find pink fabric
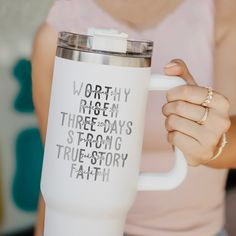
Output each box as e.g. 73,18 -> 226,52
46,0 -> 228,235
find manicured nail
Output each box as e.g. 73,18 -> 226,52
165,62 -> 178,68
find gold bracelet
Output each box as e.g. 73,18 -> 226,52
204,133 -> 228,164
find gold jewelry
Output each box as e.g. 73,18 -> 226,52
204,133 -> 228,164
197,107 -> 209,125
202,87 -> 213,107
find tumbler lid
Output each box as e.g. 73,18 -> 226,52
89,28 -> 128,53
58,30 -> 153,58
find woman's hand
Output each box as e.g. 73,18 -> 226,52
162,59 -> 231,166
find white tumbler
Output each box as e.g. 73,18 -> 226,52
41,30 -> 187,236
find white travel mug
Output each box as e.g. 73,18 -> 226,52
41,30 -> 187,236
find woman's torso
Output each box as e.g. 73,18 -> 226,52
46,0 -> 228,235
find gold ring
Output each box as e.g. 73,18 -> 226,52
202,87 -> 213,107
197,107 -> 209,125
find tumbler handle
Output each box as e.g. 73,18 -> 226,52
138,74 -> 187,191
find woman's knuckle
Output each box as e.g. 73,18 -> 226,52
165,117 -> 170,130
222,118 -> 231,132
224,97 -> 230,112
216,116 -> 231,133
226,119 -> 231,130
175,101 -> 184,114
172,131 -> 179,141
182,85 -> 192,99
218,94 -> 230,111
224,98 -> 230,111
162,104 -> 167,115
165,117 -> 171,130
168,131 -> 179,144
168,114 -> 177,128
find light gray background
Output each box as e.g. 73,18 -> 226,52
0,0 -> 53,233
0,0 -> 53,65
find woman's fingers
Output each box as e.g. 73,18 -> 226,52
164,59 -> 197,85
165,114 -> 203,142
164,109 -> 231,165
167,131 -> 211,166
163,59 -> 231,166
166,85 -> 230,113
165,113 -> 227,153
164,59 -> 229,113
163,101 -> 231,134
162,101 -> 206,122
163,59 -> 230,139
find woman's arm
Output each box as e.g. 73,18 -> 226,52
209,0 -> 236,168
31,22 -> 58,236
32,23 -> 57,142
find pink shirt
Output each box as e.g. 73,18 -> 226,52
46,0 -> 228,235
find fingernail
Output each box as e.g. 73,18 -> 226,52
164,62 -> 178,68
